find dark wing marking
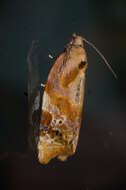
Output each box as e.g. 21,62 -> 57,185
75,79 -> 82,103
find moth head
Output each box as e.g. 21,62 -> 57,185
70,33 -> 84,47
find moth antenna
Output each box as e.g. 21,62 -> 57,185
83,38 -> 117,79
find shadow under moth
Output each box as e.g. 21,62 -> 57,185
28,34 -> 116,164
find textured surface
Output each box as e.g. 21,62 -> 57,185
27,41 -> 42,153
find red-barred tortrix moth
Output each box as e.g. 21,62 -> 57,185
37,34 -> 116,164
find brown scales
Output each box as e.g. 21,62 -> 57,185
45,82 -> 79,120
38,34 -> 88,164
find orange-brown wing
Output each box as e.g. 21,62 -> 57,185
38,34 -> 88,164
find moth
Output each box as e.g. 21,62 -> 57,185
28,34 -> 116,164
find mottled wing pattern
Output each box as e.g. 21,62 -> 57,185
38,35 -> 88,164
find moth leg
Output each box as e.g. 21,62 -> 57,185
48,54 -> 54,59
40,83 -> 46,88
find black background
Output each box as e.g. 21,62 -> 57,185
0,0 -> 126,189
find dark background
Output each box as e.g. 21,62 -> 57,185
0,0 -> 126,189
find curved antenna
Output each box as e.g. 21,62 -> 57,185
83,38 -> 117,79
